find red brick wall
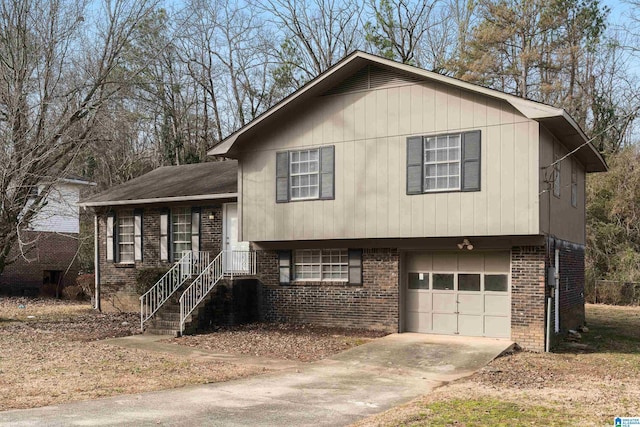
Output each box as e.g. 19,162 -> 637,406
97,205 -> 224,309
511,246 -> 547,352
257,248 -> 399,332
0,231 -> 80,295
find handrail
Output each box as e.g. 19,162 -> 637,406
179,250 -> 256,334
139,251 -> 210,330
180,251 -> 224,334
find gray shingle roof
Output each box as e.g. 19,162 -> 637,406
80,161 -> 237,206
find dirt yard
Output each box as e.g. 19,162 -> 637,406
354,303 -> 640,427
0,297 -> 384,411
167,323 -> 387,362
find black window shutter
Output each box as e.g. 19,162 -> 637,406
168,209 -> 174,263
461,130 -> 481,192
319,146 -> 335,200
276,151 -> 289,203
113,212 -> 120,263
348,249 -> 363,285
278,250 -> 292,285
406,136 -> 424,194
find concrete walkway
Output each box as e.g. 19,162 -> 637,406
0,334 -> 511,427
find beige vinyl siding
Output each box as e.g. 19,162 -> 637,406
539,126 -> 586,244
239,80 -> 541,242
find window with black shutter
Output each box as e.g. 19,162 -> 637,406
406,130 -> 481,194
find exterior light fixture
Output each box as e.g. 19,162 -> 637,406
458,239 -> 474,250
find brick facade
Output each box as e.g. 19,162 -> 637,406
510,246 -> 547,352
0,231 -> 80,295
258,248 -> 399,332
97,204 -> 224,311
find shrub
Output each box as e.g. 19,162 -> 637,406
62,285 -> 87,301
76,274 -> 95,298
135,268 -> 168,294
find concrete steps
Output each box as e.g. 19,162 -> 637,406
144,280 -> 211,336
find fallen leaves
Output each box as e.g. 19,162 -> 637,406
167,323 -> 387,362
0,298 -> 262,411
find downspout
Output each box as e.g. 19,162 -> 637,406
94,213 -> 101,312
555,248 -> 560,333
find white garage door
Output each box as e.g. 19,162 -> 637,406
405,251 -> 511,338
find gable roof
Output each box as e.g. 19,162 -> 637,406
79,161 -> 237,207
209,51 -> 606,173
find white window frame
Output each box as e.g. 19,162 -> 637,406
294,249 -> 348,282
172,207 -> 192,256
118,210 -> 135,263
424,133 -> 461,192
290,149 -> 320,200
407,271 -> 510,293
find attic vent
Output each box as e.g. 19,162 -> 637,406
324,64 -> 423,95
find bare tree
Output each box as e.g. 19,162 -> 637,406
0,0 -> 156,274
259,0 -> 365,84
364,0 -> 447,69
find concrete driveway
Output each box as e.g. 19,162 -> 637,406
0,333 -> 511,427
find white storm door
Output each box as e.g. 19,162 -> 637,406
223,203 -> 250,272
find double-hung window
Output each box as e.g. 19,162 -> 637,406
294,249 -> 348,282
158,207 -> 200,262
290,149 -> 320,200
424,134 -> 461,191
279,249 -> 362,285
171,207 -> 192,256
407,130 -> 481,194
106,210 -> 142,263
276,146 -> 335,202
118,211 -> 135,263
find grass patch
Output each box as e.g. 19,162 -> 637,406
404,398 -> 574,427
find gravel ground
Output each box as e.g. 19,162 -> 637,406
167,323 -> 388,362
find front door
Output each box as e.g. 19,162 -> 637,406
223,203 -> 249,272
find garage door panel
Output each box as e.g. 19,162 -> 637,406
431,292 -> 456,312
458,314 -> 484,336
457,293 -> 483,314
406,311 -> 431,333
405,251 -> 511,338
407,291 -> 431,312
484,315 -> 510,338
432,313 -> 457,334
484,294 -> 509,315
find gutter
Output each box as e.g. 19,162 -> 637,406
79,192 -> 238,208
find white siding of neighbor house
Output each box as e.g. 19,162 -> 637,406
29,183 -> 81,234
238,79 -> 541,242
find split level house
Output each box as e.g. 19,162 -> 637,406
1,177 -> 95,295
80,51 -> 607,352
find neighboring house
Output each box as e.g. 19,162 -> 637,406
0,177 -> 95,295
85,52 -> 607,351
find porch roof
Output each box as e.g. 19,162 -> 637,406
79,161 -> 237,207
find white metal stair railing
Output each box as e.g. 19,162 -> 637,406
179,250 -> 256,334
139,250 -> 210,330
